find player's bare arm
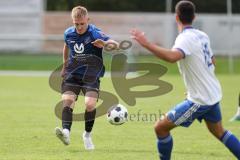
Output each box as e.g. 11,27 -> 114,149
130,28 -> 183,63
212,56 -> 216,66
61,43 -> 69,77
92,39 -> 119,49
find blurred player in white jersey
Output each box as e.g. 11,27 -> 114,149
131,1 -> 240,159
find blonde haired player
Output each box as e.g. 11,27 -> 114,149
55,6 -> 117,150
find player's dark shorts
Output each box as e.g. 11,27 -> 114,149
61,74 -> 100,96
167,100 -> 222,127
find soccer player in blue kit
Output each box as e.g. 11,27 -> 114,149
131,1 -> 240,159
55,6 -> 118,150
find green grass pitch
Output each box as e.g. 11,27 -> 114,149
0,54 -> 240,74
0,74 -> 239,160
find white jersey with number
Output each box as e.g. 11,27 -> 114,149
172,27 -> 222,105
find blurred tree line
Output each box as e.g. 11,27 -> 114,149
46,0 -> 240,13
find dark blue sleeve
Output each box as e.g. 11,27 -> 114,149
92,28 -> 110,41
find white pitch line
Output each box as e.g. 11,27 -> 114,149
0,70 -> 51,77
0,70 -> 112,77
0,70 -> 138,77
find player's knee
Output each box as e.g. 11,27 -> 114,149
62,91 -> 76,105
62,91 -> 76,99
154,114 -> 173,137
154,120 -> 167,136
154,121 -> 160,133
85,100 -> 96,111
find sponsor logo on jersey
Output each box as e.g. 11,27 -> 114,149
74,43 -> 84,54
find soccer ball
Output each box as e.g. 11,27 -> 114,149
107,104 -> 128,125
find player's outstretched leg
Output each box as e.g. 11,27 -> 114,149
154,116 -> 176,160
205,121 -> 240,159
55,91 -> 75,145
82,91 -> 97,150
55,106 -> 73,145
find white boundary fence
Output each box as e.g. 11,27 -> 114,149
0,0 -> 239,57
0,0 -> 44,52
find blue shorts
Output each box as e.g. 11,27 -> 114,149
167,100 -> 222,127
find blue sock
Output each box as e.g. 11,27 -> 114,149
157,135 -> 173,160
220,130 -> 240,159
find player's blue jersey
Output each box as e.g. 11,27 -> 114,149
64,24 -> 109,78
